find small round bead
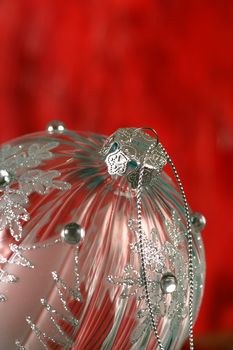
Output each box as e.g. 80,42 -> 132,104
190,212 -> 206,232
0,170 -> 12,189
47,120 -> 65,133
61,222 -> 85,245
160,272 -> 177,294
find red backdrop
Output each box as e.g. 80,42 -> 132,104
0,1 -> 232,348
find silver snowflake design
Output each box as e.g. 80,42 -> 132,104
0,142 -> 71,241
0,189 -> 29,241
165,210 -> 185,248
108,215 -> 190,344
15,240 -> 83,349
108,220 -> 167,343
129,221 -> 166,273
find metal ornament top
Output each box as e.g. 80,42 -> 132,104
101,128 -> 167,187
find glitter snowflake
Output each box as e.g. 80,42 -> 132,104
164,210 -> 185,248
108,220 -> 167,343
108,216 -> 189,344
130,227 -> 166,273
0,142 -> 71,241
15,241 -> 83,349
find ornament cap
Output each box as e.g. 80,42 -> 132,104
101,127 -> 167,187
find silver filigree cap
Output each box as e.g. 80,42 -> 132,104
100,128 -> 167,184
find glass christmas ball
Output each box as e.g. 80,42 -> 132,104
0,126 -> 205,350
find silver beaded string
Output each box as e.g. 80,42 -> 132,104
160,145 -> 194,350
136,141 -> 164,350
136,138 -> 194,350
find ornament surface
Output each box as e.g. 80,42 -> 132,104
0,127 -> 205,350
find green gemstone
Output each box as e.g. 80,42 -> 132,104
109,142 -> 118,153
128,160 -> 138,169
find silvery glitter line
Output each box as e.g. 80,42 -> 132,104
15,339 -> 27,349
26,317 -> 70,349
41,310 -> 74,347
17,246 -> 83,349
0,268 -> 18,283
27,313 -> 70,348
0,239 -> 62,294
0,239 -> 63,303
17,238 -> 62,252
74,245 -> 81,296
26,317 -> 71,350
25,316 -> 49,350
15,290 -> 77,349
8,239 -> 62,270
52,272 -> 78,314
52,270 -> 82,302
34,247 -> 82,348
9,244 -> 35,269
41,298 -> 79,327
0,294 -> 7,302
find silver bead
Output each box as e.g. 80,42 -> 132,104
61,222 -> 85,245
0,170 -> 12,189
190,212 -> 206,232
160,272 -> 177,294
0,294 -> 7,303
47,120 -> 65,133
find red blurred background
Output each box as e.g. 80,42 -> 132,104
0,1 -> 232,349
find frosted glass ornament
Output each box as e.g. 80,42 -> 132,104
0,126 -> 205,350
